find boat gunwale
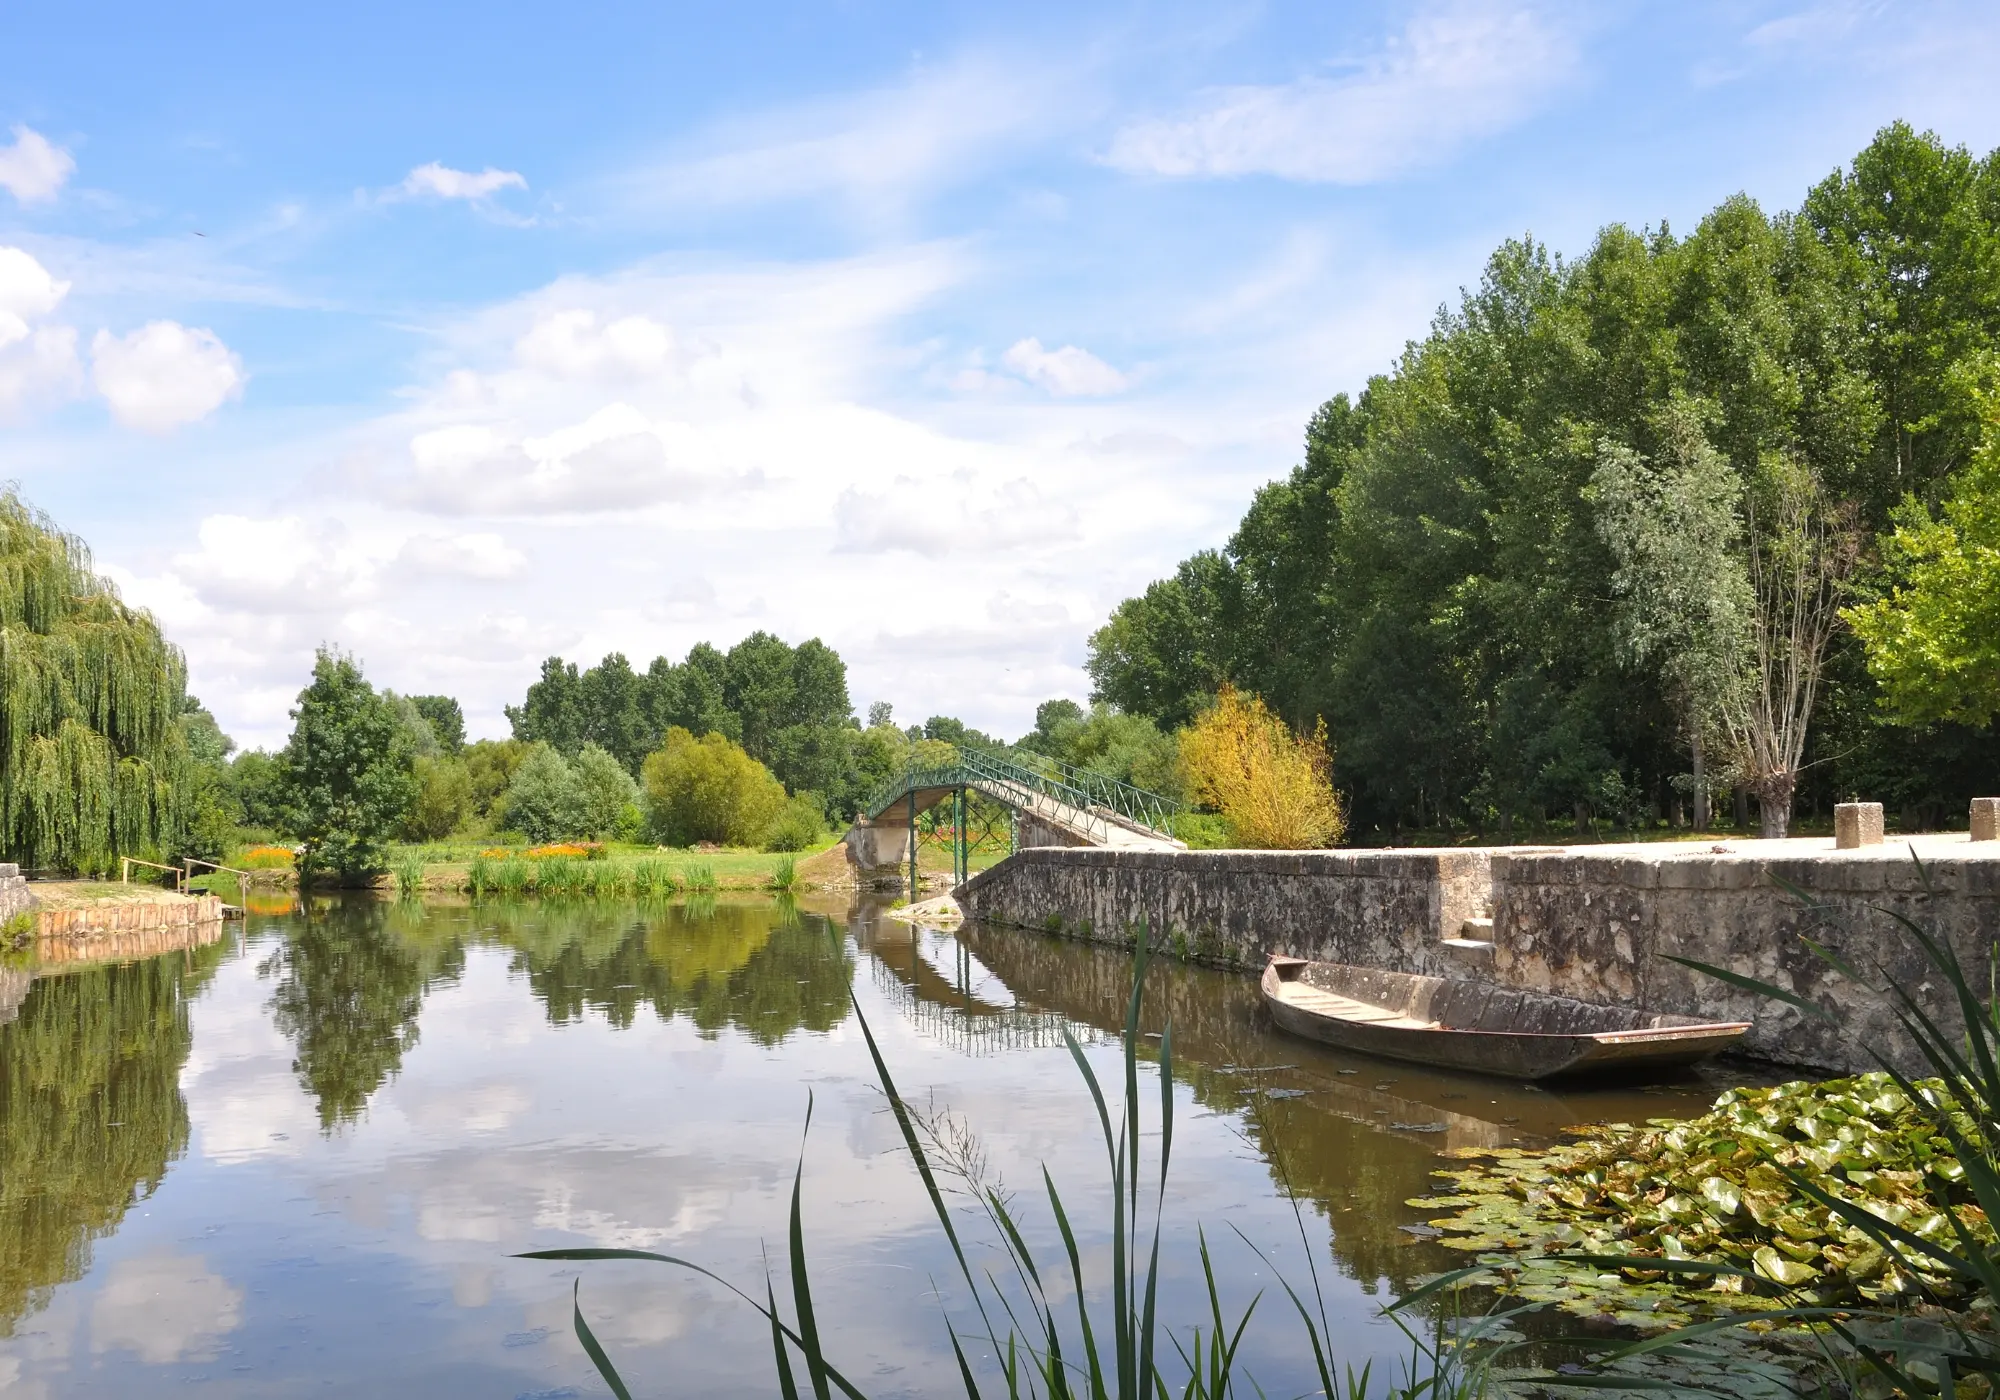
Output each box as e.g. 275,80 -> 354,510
1259,957 -> 1749,1046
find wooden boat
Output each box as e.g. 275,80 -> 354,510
1261,956 -> 1749,1081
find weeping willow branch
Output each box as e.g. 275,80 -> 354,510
0,490 -> 190,873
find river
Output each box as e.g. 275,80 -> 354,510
0,894 -> 1762,1397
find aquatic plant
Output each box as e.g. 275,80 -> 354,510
1420,1071 -> 1992,1317
495,856 -> 532,896
467,852 -> 494,897
769,854 -> 797,894
238,845 -> 297,870
392,852 -> 426,898
680,862 -> 717,894
526,843 -> 592,859
537,856 -> 583,896
627,859 -> 674,897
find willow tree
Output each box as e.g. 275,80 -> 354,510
0,491 -> 188,873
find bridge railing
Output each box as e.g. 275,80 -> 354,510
861,745 -> 1181,843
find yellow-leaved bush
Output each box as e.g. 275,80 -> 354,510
1177,686 -> 1344,849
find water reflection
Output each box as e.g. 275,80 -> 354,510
0,895 -> 1779,1397
488,897 -> 853,1041
0,934 -> 227,1333
265,898 -> 464,1128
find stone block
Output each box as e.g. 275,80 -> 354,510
1835,802 -> 1885,849
1974,798 -> 2000,842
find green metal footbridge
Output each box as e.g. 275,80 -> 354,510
853,746 -> 1185,893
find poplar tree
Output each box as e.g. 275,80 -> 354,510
0,491 -> 189,873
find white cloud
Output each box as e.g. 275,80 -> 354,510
1105,5 -> 1575,182
90,1254 -> 243,1364
394,531 -> 527,580
834,474 -> 1079,557
624,53 -> 1077,217
0,246 -> 70,343
396,405 -> 740,516
515,309 -> 677,382
90,321 -> 245,432
0,125 -> 75,203
396,161 -> 527,201
0,246 -> 82,414
1001,337 -> 1128,396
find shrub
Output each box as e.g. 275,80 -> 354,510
641,727 -> 786,846
401,755 -> 474,841
1178,686 -> 1344,849
239,845 -> 296,870
573,743 -> 639,840
506,742 -> 588,843
761,792 -> 825,852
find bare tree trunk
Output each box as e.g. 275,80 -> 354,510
1756,771 -> 1796,839
1690,710 -> 1709,832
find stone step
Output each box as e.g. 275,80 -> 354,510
1458,916 -> 1494,940
1441,937 -> 1496,969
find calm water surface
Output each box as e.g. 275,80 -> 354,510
0,895 -> 1767,1397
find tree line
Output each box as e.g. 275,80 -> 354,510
1087,123 -> 2000,839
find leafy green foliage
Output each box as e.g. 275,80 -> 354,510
401,755 -> 473,841
641,727 -> 786,846
508,633 -> 866,815
277,649 -> 417,882
761,792 -> 825,852
0,490 -> 193,873
1088,125 -> 2000,835
1847,398 -> 2000,726
407,695 -> 465,754
504,742 -> 585,843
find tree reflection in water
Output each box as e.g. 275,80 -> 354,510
264,898 -> 465,1129
0,938 -> 227,1334
490,896 -> 853,1043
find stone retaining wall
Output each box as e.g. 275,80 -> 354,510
955,846 -> 1493,976
1490,846 -> 2000,1071
953,839 -> 2000,1074
35,893 -> 226,954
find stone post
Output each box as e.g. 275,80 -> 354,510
1973,798 -> 2000,842
1835,802 -> 1885,849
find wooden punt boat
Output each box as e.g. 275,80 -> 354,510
1260,956 -> 1749,1081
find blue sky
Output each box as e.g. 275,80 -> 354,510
4,1 -> 1999,747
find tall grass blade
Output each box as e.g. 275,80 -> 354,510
788,1100 -> 835,1400
768,1273 -> 803,1400
568,1280 -> 635,1400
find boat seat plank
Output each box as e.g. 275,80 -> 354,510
1277,984 -> 1438,1031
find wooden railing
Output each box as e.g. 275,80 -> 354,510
121,856 -> 186,892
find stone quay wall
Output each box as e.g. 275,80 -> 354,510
955,847 -> 1495,978
953,838 -> 2000,1074
35,893 -> 226,952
